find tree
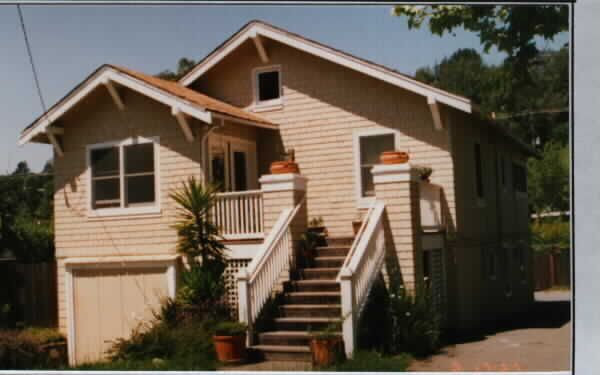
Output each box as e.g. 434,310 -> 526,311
392,5 -> 568,83
12,161 -> 31,176
527,141 -> 569,217
156,58 -> 198,81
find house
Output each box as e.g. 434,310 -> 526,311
18,20 -> 534,364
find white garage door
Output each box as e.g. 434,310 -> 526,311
71,266 -> 169,364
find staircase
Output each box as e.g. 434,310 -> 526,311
250,236 -> 353,361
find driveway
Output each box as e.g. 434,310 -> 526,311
409,290 -> 571,372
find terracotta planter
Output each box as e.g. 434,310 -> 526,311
310,338 -> 343,367
213,334 -> 247,363
352,221 -> 362,235
380,151 -> 409,165
270,161 -> 299,174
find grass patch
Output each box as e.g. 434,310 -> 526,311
71,356 -> 217,371
318,351 -> 412,372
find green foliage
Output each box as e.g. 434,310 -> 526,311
176,262 -> 230,320
170,177 -> 227,266
318,350 -> 412,372
156,58 -> 198,81
308,216 -> 324,228
387,284 -> 441,357
0,328 -> 66,369
310,321 -> 342,340
531,217 -> 570,253
393,5 -> 568,83
528,142 -> 569,215
213,321 -> 247,336
105,320 -> 216,370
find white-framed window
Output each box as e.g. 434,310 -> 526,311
353,128 -> 399,208
87,136 -> 160,217
253,65 -> 282,111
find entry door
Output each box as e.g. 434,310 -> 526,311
209,135 -> 257,192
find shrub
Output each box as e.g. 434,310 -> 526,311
319,350 -> 412,372
177,261 -> 230,320
213,321 -> 247,336
387,284 -> 440,357
531,217 -> 570,253
0,328 -> 66,369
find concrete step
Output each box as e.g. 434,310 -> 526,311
315,246 -> 350,257
279,304 -> 341,318
258,330 -> 341,346
325,236 -> 354,247
284,291 -> 341,305
313,256 -> 345,268
289,280 -> 340,292
274,317 -> 341,331
299,267 -> 340,280
250,344 -> 311,362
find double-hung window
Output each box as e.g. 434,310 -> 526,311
89,137 -> 159,216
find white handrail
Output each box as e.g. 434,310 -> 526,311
337,200 -> 386,358
338,200 -> 377,274
237,199 -> 304,344
215,190 -> 263,239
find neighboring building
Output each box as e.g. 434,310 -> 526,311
19,21 -> 533,364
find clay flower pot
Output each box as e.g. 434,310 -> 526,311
270,161 -> 299,174
310,338 -> 343,367
213,334 -> 247,364
380,151 -> 409,165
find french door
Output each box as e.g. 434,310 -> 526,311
208,135 -> 258,192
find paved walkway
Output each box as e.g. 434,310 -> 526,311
218,360 -> 312,371
409,290 -> 571,372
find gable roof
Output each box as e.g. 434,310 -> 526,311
19,64 -> 276,145
179,20 -> 472,113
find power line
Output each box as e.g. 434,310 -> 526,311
17,5 -> 47,114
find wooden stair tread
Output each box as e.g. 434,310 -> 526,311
286,291 -> 340,296
294,279 -> 338,284
260,331 -> 341,337
302,267 -> 340,272
280,304 -> 341,309
251,345 -> 311,353
313,256 -> 346,260
274,317 -> 341,323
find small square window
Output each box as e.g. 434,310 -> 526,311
257,70 -> 280,102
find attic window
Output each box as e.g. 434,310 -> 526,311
254,66 -> 282,109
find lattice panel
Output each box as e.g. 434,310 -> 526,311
224,258 -> 251,318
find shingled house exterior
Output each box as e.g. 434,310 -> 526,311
19,21 -> 533,364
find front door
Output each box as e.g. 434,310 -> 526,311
208,135 -> 257,192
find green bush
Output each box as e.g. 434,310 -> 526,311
319,351 -> 412,372
531,217 -> 570,253
106,320 -> 216,369
0,328 -> 65,369
387,284 -> 440,357
213,321 -> 247,336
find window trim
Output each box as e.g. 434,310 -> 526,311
86,136 -> 160,218
353,128 -> 400,208
473,142 -> 486,207
252,65 -> 283,111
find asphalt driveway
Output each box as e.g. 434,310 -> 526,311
409,290 -> 571,372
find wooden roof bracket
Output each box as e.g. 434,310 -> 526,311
428,96 -> 445,131
172,106 -> 195,143
46,127 -> 64,157
250,31 -> 269,63
101,78 -> 125,111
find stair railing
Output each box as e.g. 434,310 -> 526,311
336,200 -> 386,358
237,199 -> 304,345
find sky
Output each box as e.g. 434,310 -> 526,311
0,5 -> 569,173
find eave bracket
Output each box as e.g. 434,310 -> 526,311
428,97 -> 445,131
102,78 -> 125,111
172,106 -> 195,143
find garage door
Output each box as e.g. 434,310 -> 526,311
72,266 -> 169,364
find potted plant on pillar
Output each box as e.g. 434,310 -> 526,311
415,166 -> 433,182
212,321 -> 248,364
380,150 -> 410,164
270,148 -> 299,174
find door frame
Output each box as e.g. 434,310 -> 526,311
208,134 -> 258,191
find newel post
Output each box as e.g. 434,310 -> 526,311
236,268 -> 252,345
340,267 -> 356,358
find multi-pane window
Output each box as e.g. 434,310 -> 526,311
90,138 -> 156,211
359,134 -> 395,197
474,143 -> 484,199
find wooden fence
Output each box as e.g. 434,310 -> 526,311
15,261 -> 58,327
534,250 -> 570,291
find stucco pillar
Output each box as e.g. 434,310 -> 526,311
259,173 -> 308,291
372,163 -> 423,292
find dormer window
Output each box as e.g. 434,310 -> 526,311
253,66 -> 282,110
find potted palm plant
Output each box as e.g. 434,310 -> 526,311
213,321 -> 248,364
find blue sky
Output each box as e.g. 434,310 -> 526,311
0,5 -> 568,173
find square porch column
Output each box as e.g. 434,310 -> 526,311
372,163 -> 423,292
